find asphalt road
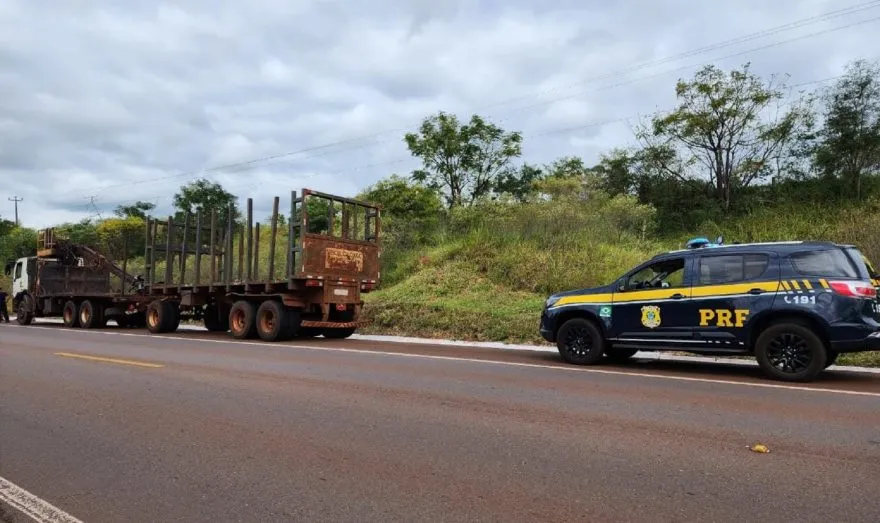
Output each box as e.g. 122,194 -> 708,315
2,323 -> 880,522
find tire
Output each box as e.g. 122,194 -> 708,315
556,318 -> 606,365
754,322 -> 827,382
323,327 -> 355,339
229,300 -> 257,339
146,300 -> 179,334
204,304 -> 230,332
605,347 -> 638,363
63,300 -> 79,328
78,300 -> 104,329
16,295 -> 34,325
254,300 -> 292,342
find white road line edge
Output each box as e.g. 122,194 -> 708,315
8,324 -> 880,398
0,476 -> 83,523
11,318 -> 880,373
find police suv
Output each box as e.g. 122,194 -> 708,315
540,238 -> 880,382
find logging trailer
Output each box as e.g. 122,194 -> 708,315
5,189 -> 381,341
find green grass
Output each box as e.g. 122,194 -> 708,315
359,197 -> 880,367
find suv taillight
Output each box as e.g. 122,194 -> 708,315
828,280 -> 877,298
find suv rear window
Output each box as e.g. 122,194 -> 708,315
790,249 -> 859,278
698,254 -> 769,285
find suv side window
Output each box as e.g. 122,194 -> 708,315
14,262 -> 22,280
790,249 -> 858,278
698,254 -> 769,285
624,258 -> 686,290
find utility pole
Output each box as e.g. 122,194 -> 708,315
8,196 -> 22,225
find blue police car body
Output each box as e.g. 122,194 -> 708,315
540,239 -> 880,382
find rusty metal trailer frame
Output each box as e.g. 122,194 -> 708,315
14,188 -> 380,339
139,188 -> 381,334
143,189 -> 380,293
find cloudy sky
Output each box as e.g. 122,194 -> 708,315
1,0 -> 878,228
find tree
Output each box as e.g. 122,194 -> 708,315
0,217 -> 15,237
358,175 -> 443,221
114,201 -> 155,220
588,149 -> 639,196
812,59 -> 880,200
172,178 -> 239,228
494,163 -> 544,202
405,112 -> 523,208
639,63 -> 811,210
0,226 -> 37,263
55,219 -> 100,248
545,156 -> 589,178
96,217 -> 146,261
358,174 -> 444,246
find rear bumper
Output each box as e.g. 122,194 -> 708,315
300,320 -> 369,329
830,330 -> 880,353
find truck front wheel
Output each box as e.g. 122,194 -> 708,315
146,300 -> 180,334
556,318 -> 606,365
16,295 -> 34,325
229,300 -> 257,339
63,300 -> 79,328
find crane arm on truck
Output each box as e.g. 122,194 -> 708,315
38,228 -> 139,287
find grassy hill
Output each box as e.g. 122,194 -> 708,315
359,196 -> 880,367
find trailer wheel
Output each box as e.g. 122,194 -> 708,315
63,300 -> 80,328
79,300 -> 105,329
256,300 -> 292,342
146,300 -> 179,334
204,304 -> 230,332
229,300 -> 257,339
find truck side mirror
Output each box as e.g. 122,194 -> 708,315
3,262 -> 12,276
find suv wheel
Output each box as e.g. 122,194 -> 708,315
754,322 -> 827,382
557,318 -> 605,365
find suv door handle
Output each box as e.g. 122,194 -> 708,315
670,293 -> 685,299
748,288 -> 764,295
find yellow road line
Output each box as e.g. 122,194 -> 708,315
54,352 -> 164,368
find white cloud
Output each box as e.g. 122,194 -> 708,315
1,0 -> 878,227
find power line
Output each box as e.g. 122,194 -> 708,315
79,2 -> 880,198
491,15 -> 880,121
8,196 -> 22,225
476,0 -> 880,112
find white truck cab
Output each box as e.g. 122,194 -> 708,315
10,257 -> 32,298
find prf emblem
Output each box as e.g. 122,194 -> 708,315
640,305 -> 661,329
699,309 -> 750,327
